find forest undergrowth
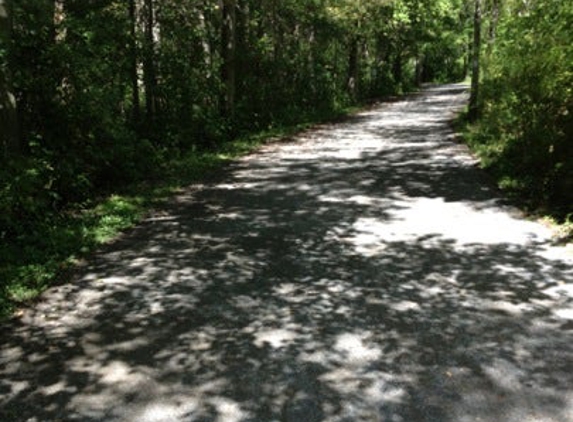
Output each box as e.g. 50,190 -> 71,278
0,106 -> 363,320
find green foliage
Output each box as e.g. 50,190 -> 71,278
0,105 -> 356,319
0,155 -> 57,238
472,0 -> 573,217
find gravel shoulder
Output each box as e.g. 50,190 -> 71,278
1,84 -> 572,422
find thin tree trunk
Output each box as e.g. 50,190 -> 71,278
198,4 -> 212,73
486,0 -> 500,56
235,0 -> 248,107
220,0 -> 236,120
469,0 -> 482,122
142,0 -> 157,123
393,52 -> 403,87
347,36 -> 359,99
411,0 -> 423,86
307,28 -> 316,99
128,0 -> 140,124
415,55 -> 424,86
0,0 -> 19,157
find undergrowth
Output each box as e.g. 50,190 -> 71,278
455,111 -> 573,243
0,108 -> 352,320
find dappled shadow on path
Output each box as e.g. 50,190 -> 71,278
1,84 -> 572,422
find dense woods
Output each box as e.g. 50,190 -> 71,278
0,0 -> 571,315
1,0 -> 468,235
471,0 -> 572,216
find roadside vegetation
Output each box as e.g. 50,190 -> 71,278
0,117 -> 343,319
459,0 -> 572,235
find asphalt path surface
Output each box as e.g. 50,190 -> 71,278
1,84 -> 573,422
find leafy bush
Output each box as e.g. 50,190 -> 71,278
0,155 -> 58,239
476,0 -> 573,217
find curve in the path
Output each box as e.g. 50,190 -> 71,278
1,84 -> 572,422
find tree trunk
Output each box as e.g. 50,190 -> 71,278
198,4 -> 213,73
220,0 -> 236,120
347,36 -> 359,100
128,0 -> 140,124
0,0 -> 19,157
486,0 -> 500,56
142,0 -> 157,123
415,55 -> 424,86
235,0 -> 248,107
392,52 -> 403,87
468,0 -> 481,122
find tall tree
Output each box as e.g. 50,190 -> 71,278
142,0 -> 157,123
346,32 -> 360,99
0,0 -> 18,157
128,0 -> 140,124
220,0 -> 237,120
468,0 -> 481,121
486,0 -> 500,54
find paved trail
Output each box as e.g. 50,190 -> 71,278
1,85 -> 572,422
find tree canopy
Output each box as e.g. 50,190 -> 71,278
471,0 -> 572,215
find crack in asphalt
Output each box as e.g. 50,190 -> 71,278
1,84 -> 572,422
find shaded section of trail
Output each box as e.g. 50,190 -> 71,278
1,85 -> 572,422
